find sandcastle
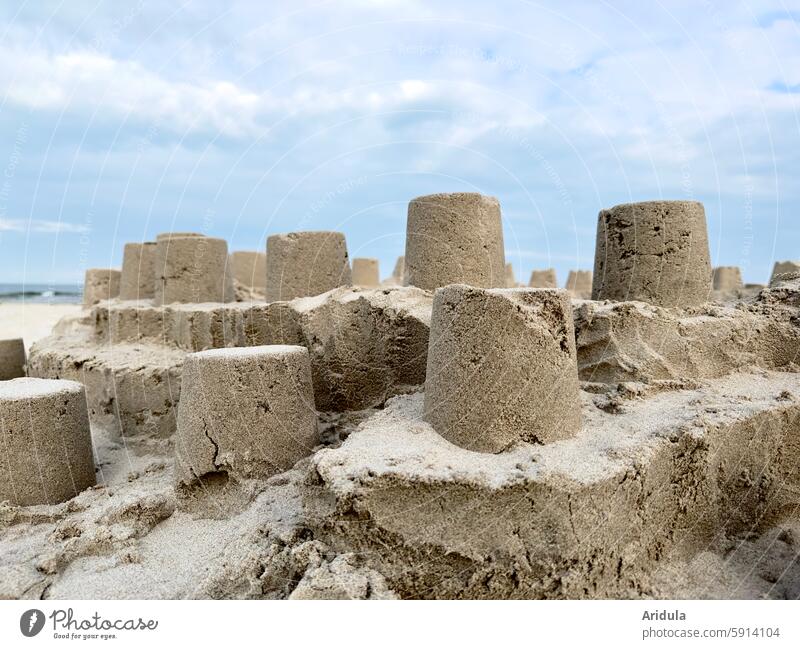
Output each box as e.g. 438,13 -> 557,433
504,262 -> 517,287
592,200 -> 712,307
230,251 -> 267,291
83,268 -> 121,307
265,231 -> 351,301
404,192 -> 505,290
565,270 -> 592,299
392,256 -> 405,284
0,378 -> 95,506
4,195 -> 800,601
424,285 -> 581,452
175,345 -> 318,489
351,258 -> 380,288
712,265 -> 743,291
528,268 -> 557,288
770,260 -> 800,285
120,242 -> 157,300
0,338 -> 26,380
155,235 -> 233,305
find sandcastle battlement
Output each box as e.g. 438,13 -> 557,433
0,377 -> 95,506
405,192 -> 505,290
592,200 -> 712,307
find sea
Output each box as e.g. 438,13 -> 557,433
0,283 -> 83,304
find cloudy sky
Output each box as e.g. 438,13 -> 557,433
0,0 -> 798,285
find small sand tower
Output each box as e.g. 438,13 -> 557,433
423,285 -> 581,453
505,263 -> 517,287
174,345 -> 318,487
712,266 -> 743,291
230,251 -> 267,291
392,256 -> 405,285
528,268 -> 557,288
265,231 -> 352,301
83,268 -> 121,307
154,235 -> 232,305
0,378 -> 95,505
0,338 -> 26,380
404,193 -> 505,291
769,260 -> 800,286
120,242 -> 157,300
565,270 -> 593,299
592,200 -> 712,307
352,258 -> 380,288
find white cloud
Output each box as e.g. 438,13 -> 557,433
0,218 -> 90,234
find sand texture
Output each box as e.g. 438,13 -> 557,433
2,276 -> 800,599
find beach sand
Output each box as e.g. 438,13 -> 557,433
0,303 -> 83,349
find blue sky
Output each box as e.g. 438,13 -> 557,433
0,0 -> 798,285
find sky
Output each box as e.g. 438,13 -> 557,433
0,0 -> 799,285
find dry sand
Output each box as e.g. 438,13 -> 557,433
0,303 -> 83,349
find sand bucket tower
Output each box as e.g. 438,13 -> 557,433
404,193 -> 505,291
230,251 -> 267,292
0,378 -> 95,505
352,258 -> 380,288
83,268 -> 121,307
120,242 -> 157,300
265,231 -> 351,302
0,338 -> 26,380
712,266 -> 743,291
592,200 -> 712,307
174,345 -> 318,486
423,285 -> 581,453
528,268 -> 557,288
566,270 -> 593,299
154,235 -> 232,304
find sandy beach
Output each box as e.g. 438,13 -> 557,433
0,303 -> 83,349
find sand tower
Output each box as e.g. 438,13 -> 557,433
0,338 -> 26,380
154,235 -> 232,305
265,231 -> 351,302
529,268 -> 557,288
174,345 -> 318,486
712,266 -> 743,291
0,378 -> 95,505
120,242 -> 157,300
83,268 -> 121,307
404,193 -> 505,291
565,270 -> 593,299
392,256 -> 405,284
505,263 -> 517,288
769,260 -> 800,286
592,200 -> 712,307
230,251 -> 267,291
352,258 -> 380,288
423,285 -> 581,453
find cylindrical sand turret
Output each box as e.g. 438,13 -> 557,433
230,251 -> 267,290
0,338 -> 26,380
0,378 -> 95,505
769,260 -> 800,286
529,268 -> 557,288
174,345 -> 318,486
120,242 -> 157,300
712,266 -> 743,291
352,258 -> 380,288
566,270 -> 593,299
154,236 -> 232,305
505,263 -> 517,288
404,193 -> 505,291
265,231 -> 351,302
83,268 -> 121,307
392,256 -> 405,284
592,200 -> 712,307
423,285 -> 581,453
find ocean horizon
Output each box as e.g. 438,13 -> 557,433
0,283 -> 82,304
